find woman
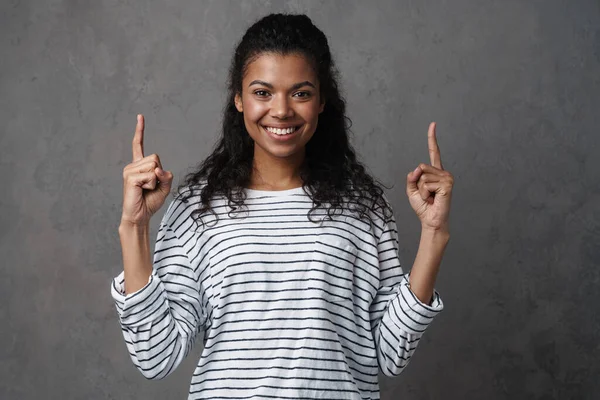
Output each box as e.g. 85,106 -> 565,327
112,12 -> 453,399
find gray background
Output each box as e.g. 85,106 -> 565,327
1,0 -> 599,399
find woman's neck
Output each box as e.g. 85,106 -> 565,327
248,146 -> 305,190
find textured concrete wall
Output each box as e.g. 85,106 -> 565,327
1,1 -> 599,399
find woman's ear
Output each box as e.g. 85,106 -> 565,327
319,99 -> 326,114
234,93 -> 243,112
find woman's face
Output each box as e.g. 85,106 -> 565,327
234,52 -> 325,160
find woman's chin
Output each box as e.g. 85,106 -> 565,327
269,147 -> 303,159
255,142 -> 304,160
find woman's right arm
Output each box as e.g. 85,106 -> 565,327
119,221 -> 153,295
111,199 -> 207,380
110,114 -> 206,379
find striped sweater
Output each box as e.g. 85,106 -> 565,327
110,185 -> 444,399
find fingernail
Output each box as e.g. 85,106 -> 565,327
414,166 -> 420,174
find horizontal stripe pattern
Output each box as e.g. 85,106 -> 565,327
111,185 -> 443,399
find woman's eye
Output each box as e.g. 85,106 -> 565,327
293,91 -> 311,98
254,90 -> 270,97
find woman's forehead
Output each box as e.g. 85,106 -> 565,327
242,52 -> 318,86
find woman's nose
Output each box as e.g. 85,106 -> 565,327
271,95 -> 294,119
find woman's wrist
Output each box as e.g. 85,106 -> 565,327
119,219 -> 150,234
421,223 -> 450,239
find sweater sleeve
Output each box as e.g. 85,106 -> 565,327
369,211 -> 444,377
110,196 -> 208,380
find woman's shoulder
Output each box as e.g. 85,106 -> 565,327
160,181 -> 207,230
355,191 -> 396,241
332,189 -> 393,240
347,186 -> 394,221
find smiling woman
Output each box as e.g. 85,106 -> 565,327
111,12 -> 448,400
234,53 -> 325,176
175,13 -> 397,223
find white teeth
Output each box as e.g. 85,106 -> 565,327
265,126 -> 298,135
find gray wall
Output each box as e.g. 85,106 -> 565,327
1,0 -> 599,399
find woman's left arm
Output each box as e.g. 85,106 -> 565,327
405,121 -> 454,303
408,228 -> 450,305
370,122 -> 454,377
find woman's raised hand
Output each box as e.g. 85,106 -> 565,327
406,122 -> 454,232
120,114 -> 174,226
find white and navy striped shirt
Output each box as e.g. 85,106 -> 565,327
111,185 -> 443,399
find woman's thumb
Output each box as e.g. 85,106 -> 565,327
156,168 -> 173,187
406,168 -> 419,194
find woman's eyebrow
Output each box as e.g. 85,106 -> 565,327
248,80 -> 316,90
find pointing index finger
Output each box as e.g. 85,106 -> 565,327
132,114 -> 145,162
428,122 -> 443,170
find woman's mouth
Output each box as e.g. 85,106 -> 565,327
262,124 -> 303,140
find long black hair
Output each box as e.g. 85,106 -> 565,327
175,13 -> 393,228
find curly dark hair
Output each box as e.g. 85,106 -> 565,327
174,13 -> 393,228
